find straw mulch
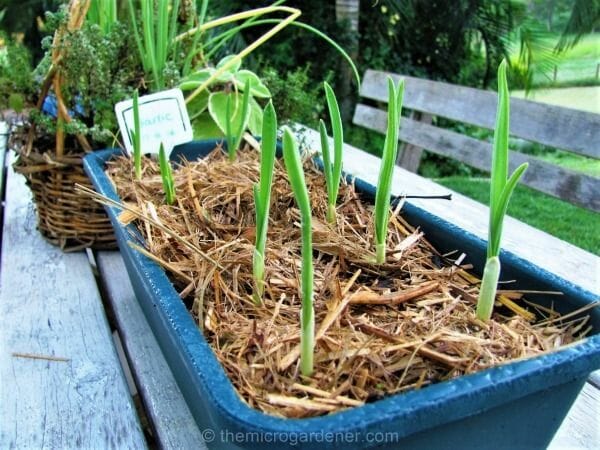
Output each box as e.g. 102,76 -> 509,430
105,144 -> 591,418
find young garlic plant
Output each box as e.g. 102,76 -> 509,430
476,60 -> 528,322
252,101 -> 277,305
131,89 -> 142,180
282,127 -> 314,377
158,143 -> 176,205
225,79 -> 251,161
319,81 -> 343,224
374,77 -> 404,264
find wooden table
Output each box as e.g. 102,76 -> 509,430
1,134 -> 598,448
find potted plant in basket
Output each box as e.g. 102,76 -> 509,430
9,0 -> 205,250
10,0 -> 140,250
82,23 -> 600,445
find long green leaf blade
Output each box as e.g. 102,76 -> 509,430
132,89 -> 141,180
282,127 -> 314,377
374,77 -> 403,262
259,101 -> 277,215
489,162 -> 528,257
156,0 -> 168,74
324,82 -> 343,196
489,59 -> 510,255
252,101 -> 277,304
225,94 -> 235,161
374,77 -> 397,240
141,0 -> 159,89
127,0 -> 148,72
318,119 -> 333,199
168,0 -> 181,54
158,143 -> 175,205
233,78 -> 252,152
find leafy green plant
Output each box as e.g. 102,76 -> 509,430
319,81 -> 343,224
282,126 -> 314,377
374,77 -> 404,264
261,65 -> 325,126
127,0 -> 182,91
252,101 -> 277,305
179,54 -> 271,140
0,32 -> 34,111
225,78 -> 251,161
476,60 -> 528,322
131,89 -> 142,180
24,4 -> 138,148
177,4 -> 359,103
158,142 -> 176,205
177,3 -> 359,143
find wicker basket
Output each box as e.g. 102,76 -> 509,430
13,134 -> 116,251
10,0 -> 117,251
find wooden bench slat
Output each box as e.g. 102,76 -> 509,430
0,158 -> 147,449
355,104 -> 600,211
361,69 -> 600,159
95,251 -> 207,450
295,125 -> 600,296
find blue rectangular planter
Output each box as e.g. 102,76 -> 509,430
84,140 -> 600,450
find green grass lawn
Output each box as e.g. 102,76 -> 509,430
436,176 -> 600,255
509,33 -> 600,86
512,86 -> 600,115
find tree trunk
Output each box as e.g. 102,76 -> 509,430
335,0 -> 360,122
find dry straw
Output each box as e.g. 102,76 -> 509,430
94,144 -> 590,418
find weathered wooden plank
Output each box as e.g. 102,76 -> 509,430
354,103 -> 600,211
397,112 -> 431,172
549,382 -> 600,450
95,251 -> 207,450
360,69 -> 600,159
295,126 -> 600,296
0,156 -> 147,449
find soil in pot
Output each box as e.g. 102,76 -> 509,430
101,144 -> 593,418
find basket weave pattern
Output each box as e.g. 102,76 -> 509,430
10,0 -> 116,251
13,138 -> 116,251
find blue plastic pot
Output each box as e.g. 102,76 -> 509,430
84,140 -> 600,450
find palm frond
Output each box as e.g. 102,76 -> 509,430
556,0 -> 600,51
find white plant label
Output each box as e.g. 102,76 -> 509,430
115,88 -> 193,156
